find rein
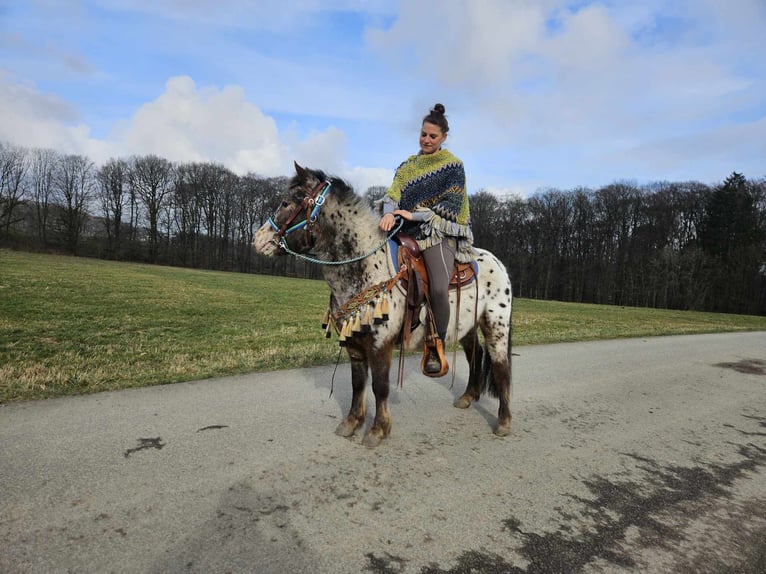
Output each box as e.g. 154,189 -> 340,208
278,217 -> 404,266
269,177 -> 404,265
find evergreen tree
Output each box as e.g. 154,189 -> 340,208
699,172 -> 764,313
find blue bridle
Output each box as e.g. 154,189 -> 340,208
268,179 -> 332,248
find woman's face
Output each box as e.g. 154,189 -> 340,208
419,121 -> 447,155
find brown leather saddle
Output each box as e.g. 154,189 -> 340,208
392,233 -> 477,378
394,233 -> 476,294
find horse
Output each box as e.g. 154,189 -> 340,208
253,163 -> 513,447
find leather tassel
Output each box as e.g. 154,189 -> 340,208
381,294 -> 390,321
373,296 -> 384,324
337,319 -> 348,346
362,303 -> 373,331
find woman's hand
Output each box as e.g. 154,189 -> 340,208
379,212 -> 396,231
379,209 -> 413,231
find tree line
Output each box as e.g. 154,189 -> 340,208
2,141 -> 765,315
464,175 -> 766,315
0,143 -> 301,276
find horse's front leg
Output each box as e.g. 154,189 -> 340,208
335,344 -> 368,437
454,328 -> 484,409
362,342 -> 394,448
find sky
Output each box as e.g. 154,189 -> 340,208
1,0 -> 764,197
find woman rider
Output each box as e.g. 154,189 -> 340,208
378,103 -> 475,375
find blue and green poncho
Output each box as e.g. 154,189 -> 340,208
384,148 -> 475,262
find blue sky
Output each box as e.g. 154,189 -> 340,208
1,0 -> 764,196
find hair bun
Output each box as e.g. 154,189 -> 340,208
432,103 -> 446,115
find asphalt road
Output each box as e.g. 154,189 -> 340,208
1,332 -> 765,574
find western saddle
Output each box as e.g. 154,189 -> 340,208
394,233 -> 476,379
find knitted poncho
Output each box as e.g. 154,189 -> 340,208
385,148 -> 475,262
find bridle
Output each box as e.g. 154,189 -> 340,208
267,177 -> 404,266
268,179 -> 332,251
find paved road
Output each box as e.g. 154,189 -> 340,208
2,332 -> 765,573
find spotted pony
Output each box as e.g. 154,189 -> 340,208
253,163 -> 513,447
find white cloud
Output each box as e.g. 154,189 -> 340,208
287,127 -> 393,193
343,166 -> 393,195
114,76 -> 290,175
290,126 -> 347,174
607,114 -> 766,181
0,72 -> 358,178
0,69 -> 107,158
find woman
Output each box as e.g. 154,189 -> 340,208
379,103 -> 474,375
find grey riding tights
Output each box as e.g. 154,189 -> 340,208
422,238 -> 457,342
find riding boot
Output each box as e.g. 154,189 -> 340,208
422,337 -> 448,377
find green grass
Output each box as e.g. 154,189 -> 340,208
2,249 -> 765,403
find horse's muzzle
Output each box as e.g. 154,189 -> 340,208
253,224 -> 280,256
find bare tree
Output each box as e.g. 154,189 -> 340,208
526,189 -> 573,300
53,154 -> 95,253
207,164 -> 238,269
494,193 -> 528,296
172,162 -> 206,266
0,142 -> 30,238
129,155 -> 174,262
30,148 -> 58,247
96,158 -> 128,257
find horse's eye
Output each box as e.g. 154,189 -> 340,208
281,201 -> 289,208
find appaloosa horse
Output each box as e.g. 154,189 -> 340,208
253,163 -> 513,447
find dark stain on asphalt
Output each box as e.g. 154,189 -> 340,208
197,425 -> 229,432
724,415 -> 766,437
365,552 -> 409,573
123,437 -> 165,458
714,359 -> 766,375
365,416 -> 766,574
149,482 -> 314,573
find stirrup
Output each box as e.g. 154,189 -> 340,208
421,338 -> 448,378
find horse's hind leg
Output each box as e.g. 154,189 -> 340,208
362,342 -> 394,448
484,326 -> 512,436
335,345 -> 368,437
454,328 -> 484,409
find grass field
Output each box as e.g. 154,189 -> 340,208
2,249 -> 765,403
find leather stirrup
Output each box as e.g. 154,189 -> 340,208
421,337 -> 449,378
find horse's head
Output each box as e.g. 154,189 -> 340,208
253,162 -> 333,256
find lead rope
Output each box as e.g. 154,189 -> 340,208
328,346 -> 343,398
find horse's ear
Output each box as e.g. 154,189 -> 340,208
294,161 -> 309,182
294,161 -> 320,188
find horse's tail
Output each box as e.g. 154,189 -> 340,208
479,295 -> 513,399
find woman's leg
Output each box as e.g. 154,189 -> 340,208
422,238 -> 457,341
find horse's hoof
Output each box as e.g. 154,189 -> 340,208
493,423 -> 511,437
362,427 -> 389,448
335,419 -> 361,437
453,394 -> 474,409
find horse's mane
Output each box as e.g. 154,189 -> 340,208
289,168 -> 365,209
